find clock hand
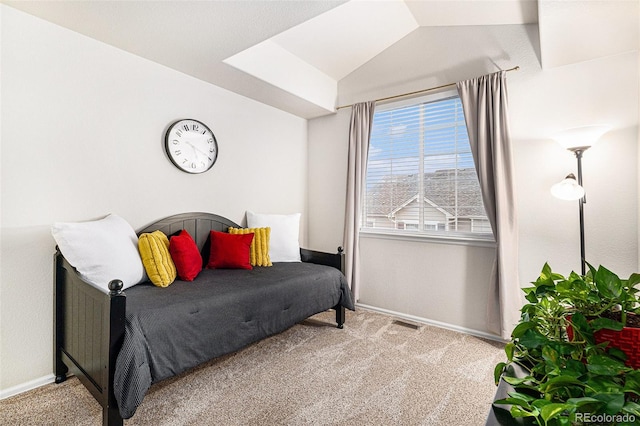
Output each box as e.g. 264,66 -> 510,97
185,141 -> 209,157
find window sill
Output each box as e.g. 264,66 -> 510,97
359,228 -> 496,248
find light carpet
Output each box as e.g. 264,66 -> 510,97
0,309 -> 505,425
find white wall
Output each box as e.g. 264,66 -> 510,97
308,24 -> 639,336
0,5 -> 308,393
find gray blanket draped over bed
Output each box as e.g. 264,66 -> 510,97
113,262 -> 354,418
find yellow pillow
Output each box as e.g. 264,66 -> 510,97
228,227 -> 272,267
138,230 -> 177,287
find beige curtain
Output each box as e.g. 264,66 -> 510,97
343,101 -> 375,302
456,71 -> 521,339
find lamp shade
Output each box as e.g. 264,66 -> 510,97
551,125 -> 610,150
551,174 -> 585,200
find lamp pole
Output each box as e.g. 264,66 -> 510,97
569,147 -> 589,276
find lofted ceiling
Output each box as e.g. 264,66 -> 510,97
3,0 -> 638,119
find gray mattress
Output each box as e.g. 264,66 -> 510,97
113,262 -> 354,418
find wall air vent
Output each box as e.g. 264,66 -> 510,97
392,319 -> 421,330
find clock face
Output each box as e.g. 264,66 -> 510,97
165,119 -> 218,174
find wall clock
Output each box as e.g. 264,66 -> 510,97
165,119 -> 218,174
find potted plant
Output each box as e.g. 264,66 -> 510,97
562,264 -> 640,369
492,263 -> 640,425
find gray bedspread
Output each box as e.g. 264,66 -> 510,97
113,262 -> 354,419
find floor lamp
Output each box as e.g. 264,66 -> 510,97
550,126 -> 609,276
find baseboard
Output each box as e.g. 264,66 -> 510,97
355,303 -> 508,343
0,374 -> 55,400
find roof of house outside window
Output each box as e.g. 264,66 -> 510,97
365,168 -> 487,219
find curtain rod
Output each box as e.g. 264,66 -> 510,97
335,65 -> 520,111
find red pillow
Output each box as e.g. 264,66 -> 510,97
207,230 -> 254,270
169,230 -> 202,281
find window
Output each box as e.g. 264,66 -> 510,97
362,94 -> 492,239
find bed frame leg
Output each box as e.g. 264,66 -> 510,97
105,280 -> 126,426
104,405 -> 123,426
335,305 -> 345,329
54,355 -> 68,384
53,251 -> 68,384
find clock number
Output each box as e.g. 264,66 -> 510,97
192,124 -> 199,131
174,149 -> 181,156
172,139 -> 179,145
190,162 -> 197,169
183,124 -> 189,132
176,129 -> 183,137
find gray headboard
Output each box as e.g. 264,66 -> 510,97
137,212 -> 240,251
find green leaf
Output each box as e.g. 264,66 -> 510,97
566,396 -> 604,409
519,329 -> 549,349
493,398 -> 521,406
562,359 -> 587,377
494,396 -> 533,409
510,405 -> 538,418
553,342 -> 579,357
557,279 -> 584,298
623,401 -> 640,417
627,273 -> 640,287
591,393 -> 625,415
569,312 -> 593,342
590,317 -> 624,332
586,355 -> 627,376
535,284 -> 556,297
587,376 -> 625,394
540,262 -> 553,282
525,291 -> 538,303
494,362 -> 506,385
523,287 -> 539,303
510,383 -> 544,395
542,345 -> 559,364
507,391 -> 536,403
595,265 -> 623,299
503,375 -> 532,386
512,321 -> 536,338
541,403 -> 571,422
531,399 -> 551,409
607,347 -> 627,361
624,370 -> 640,396
628,285 -> 640,295
505,342 -> 515,362
539,375 -> 585,393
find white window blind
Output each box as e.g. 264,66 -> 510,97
363,95 -> 492,238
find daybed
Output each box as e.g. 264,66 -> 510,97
53,212 -> 354,426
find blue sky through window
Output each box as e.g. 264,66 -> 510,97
367,97 -> 473,188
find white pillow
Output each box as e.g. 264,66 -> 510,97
52,214 -> 146,292
246,211 -> 301,262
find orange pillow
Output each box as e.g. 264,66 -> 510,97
169,230 -> 202,281
207,230 -> 254,270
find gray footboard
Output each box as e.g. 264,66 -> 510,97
54,251 -> 126,426
300,246 -> 346,328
